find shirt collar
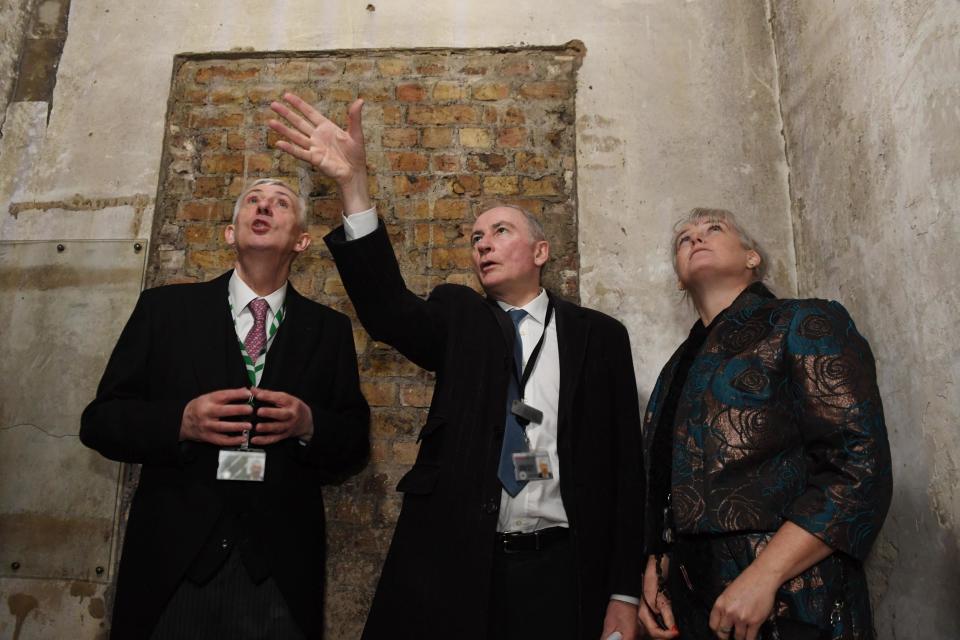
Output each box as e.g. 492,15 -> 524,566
229,270 -> 288,318
496,288 -> 549,325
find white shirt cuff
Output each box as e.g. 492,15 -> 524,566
610,594 -> 640,606
342,207 -> 378,240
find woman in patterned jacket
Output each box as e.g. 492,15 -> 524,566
636,208 -> 892,640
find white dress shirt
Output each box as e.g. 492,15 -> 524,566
495,290 -> 569,533
228,271 -> 287,386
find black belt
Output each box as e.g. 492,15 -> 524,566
495,526 -> 569,554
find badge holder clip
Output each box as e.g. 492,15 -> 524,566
216,402 -> 266,482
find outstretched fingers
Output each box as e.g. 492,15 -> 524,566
267,117 -> 313,150
269,101 -> 318,141
281,92 -> 328,126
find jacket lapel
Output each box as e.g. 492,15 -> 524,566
553,293 -> 589,437
484,296 -> 518,360
189,271 -> 246,392
259,284 -> 319,390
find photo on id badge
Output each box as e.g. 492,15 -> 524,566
217,427 -> 266,482
513,450 -> 553,481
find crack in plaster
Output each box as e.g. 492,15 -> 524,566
763,0 -> 800,298
0,423 -> 78,439
8,193 -> 153,218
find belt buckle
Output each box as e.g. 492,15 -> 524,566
501,530 -> 536,554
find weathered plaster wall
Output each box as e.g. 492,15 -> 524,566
577,0 -> 796,386
0,0 -> 34,118
770,1 -> 960,637
0,0 -> 32,109
1,0 -> 797,636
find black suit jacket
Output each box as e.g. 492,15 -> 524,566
80,271 -> 369,638
326,223 -> 644,640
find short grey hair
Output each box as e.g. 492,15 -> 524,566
233,178 -> 308,228
671,207 -> 768,282
479,202 -> 547,243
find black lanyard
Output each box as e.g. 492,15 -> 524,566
512,299 -> 554,399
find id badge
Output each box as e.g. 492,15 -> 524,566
512,449 -> 553,481
217,448 -> 266,482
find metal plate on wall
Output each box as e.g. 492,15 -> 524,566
0,240 -> 147,581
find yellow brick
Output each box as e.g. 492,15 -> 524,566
396,83 -> 427,102
399,384 -> 433,408
422,127 -> 454,149
183,224 -> 222,244
361,381 -> 398,406
393,441 -> 420,466
382,128 -> 420,148
187,248 -> 235,270
395,200 -> 431,219
434,198 -> 469,220
521,176 -> 562,196
386,152 -> 429,172
472,82 -> 509,101
459,128 -> 492,149
519,81 -> 571,99
431,247 -> 473,269
408,105 -> 479,125
483,176 -> 519,196
432,81 -> 465,101
377,59 -> 412,76
392,175 -> 433,195
432,154 -> 460,172
200,153 -> 244,174
247,153 -> 274,173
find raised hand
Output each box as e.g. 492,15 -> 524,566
269,93 -> 371,213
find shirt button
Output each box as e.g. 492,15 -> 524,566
220,538 -> 229,549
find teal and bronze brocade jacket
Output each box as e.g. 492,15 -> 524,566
642,283 -> 893,561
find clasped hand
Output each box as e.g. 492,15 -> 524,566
179,387 -> 313,446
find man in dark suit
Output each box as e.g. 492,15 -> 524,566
269,93 -> 643,640
81,178 -> 370,639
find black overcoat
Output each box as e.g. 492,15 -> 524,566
80,271 -> 370,638
326,223 -> 644,640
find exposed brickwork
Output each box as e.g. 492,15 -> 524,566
148,44 -> 582,639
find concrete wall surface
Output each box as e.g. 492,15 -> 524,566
771,1 -> 960,637
0,0 -> 34,119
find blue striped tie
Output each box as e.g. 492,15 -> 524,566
497,309 -> 528,496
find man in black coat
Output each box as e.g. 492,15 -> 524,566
81,178 -> 370,638
270,93 -> 644,640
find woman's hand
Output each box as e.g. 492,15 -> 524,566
707,562 -> 780,640
637,555 -> 679,638
709,521 -> 833,640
